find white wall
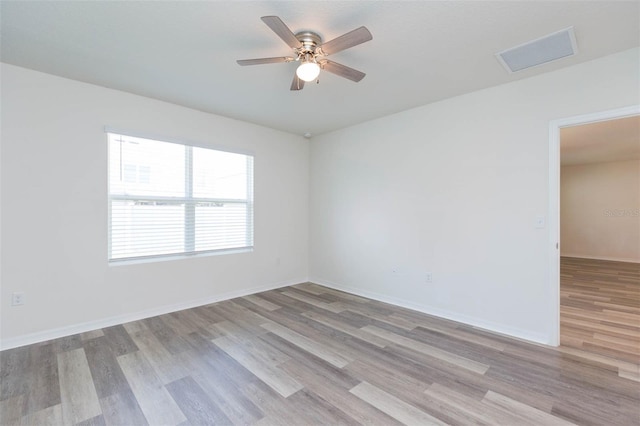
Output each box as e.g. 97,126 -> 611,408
561,159 -> 640,262
309,48 -> 640,344
1,64 -> 309,347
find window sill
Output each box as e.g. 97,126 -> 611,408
108,247 -> 253,266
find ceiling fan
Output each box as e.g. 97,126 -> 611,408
237,16 -> 372,91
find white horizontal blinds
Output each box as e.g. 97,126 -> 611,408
192,146 -> 253,252
108,133 -> 253,261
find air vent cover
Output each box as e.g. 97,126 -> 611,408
496,27 -> 577,73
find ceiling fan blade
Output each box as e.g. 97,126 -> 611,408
319,26 -> 372,56
321,60 -> 366,82
237,57 -> 292,66
261,16 -> 301,49
290,73 -> 305,91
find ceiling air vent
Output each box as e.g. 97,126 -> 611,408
496,27 -> 578,73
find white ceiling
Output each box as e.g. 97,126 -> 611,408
561,115 -> 640,166
2,1 -> 639,136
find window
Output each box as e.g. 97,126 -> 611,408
108,132 -> 253,262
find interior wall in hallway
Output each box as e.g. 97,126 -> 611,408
561,159 -> 640,262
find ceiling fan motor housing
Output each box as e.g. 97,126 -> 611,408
295,31 -> 322,58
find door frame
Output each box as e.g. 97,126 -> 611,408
548,104 -> 640,346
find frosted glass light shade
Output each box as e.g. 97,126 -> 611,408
296,62 -> 320,82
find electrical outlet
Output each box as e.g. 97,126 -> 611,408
425,273 -> 433,283
11,292 -> 25,306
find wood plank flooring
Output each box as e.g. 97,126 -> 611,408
560,256 -> 640,363
2,282 -> 639,425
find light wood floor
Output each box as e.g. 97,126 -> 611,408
2,282 -> 639,425
561,256 -> 640,364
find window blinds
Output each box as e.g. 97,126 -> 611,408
108,133 -> 253,261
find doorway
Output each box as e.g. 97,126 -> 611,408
549,106 -> 640,360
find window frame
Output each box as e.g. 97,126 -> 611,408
107,130 -> 254,263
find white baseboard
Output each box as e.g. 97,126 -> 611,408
0,278 -> 305,351
310,276 -> 552,346
561,253 -> 640,263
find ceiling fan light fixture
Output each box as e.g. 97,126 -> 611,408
296,61 -> 320,82
237,16 -> 372,90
